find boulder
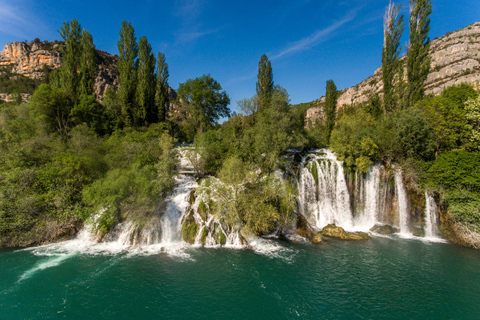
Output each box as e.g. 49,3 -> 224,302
321,224 -> 369,240
370,224 -> 399,235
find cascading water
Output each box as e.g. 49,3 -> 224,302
394,170 -> 411,236
425,192 -> 440,239
299,150 -> 353,230
354,164 -> 387,229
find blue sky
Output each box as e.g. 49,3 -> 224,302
0,0 -> 479,111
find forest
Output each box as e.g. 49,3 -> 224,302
0,0 -> 479,247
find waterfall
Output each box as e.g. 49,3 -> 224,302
425,192 -> 440,238
299,150 -> 353,230
394,170 -> 411,236
160,176 -> 196,244
354,164 -> 385,229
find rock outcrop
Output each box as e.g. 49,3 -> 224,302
0,40 -> 119,99
306,21 -> 480,124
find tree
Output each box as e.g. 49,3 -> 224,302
57,19 -> 82,97
173,74 -> 230,137
54,19 -> 97,100
324,80 -> 337,144
406,0 -> 432,107
155,52 -> 169,122
382,1 -> 404,113
30,84 -> 74,136
136,36 -> 156,126
465,96 -> 480,151
78,30 -> 97,96
256,54 -> 273,113
117,21 -> 138,127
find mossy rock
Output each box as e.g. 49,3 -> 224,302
188,189 -> 196,205
182,219 -> 198,244
219,231 -> 226,245
296,214 -> 316,239
321,224 -> 347,238
198,200 -> 208,221
321,224 -> 369,240
311,233 -> 324,245
200,227 -> 208,246
370,224 -> 399,235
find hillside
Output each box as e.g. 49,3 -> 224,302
306,21 -> 480,123
0,39 -> 119,102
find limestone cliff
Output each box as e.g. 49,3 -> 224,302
306,21 -> 480,124
0,40 -> 119,100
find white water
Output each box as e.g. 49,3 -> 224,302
298,149 -> 444,241
394,170 -> 411,236
354,164 -> 386,230
425,192 -> 440,239
299,150 -> 353,230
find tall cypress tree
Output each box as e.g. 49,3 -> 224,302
117,21 -> 138,126
78,30 -> 97,96
256,54 -> 273,113
325,80 -> 338,144
136,36 -> 156,126
55,19 -> 96,100
58,19 -> 82,98
406,0 -> 432,107
382,1 -> 404,113
155,52 -> 169,122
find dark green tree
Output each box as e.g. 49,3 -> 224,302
406,0 -> 432,107
325,80 -> 338,144
155,52 -> 169,122
57,19 -> 82,97
173,74 -> 230,137
256,54 -> 273,113
78,30 -> 97,96
117,21 -> 138,126
136,36 -> 156,126
382,1 -> 404,113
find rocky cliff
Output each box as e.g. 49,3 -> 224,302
0,40 -> 119,100
306,21 -> 480,123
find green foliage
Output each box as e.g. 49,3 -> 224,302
173,74 -> 230,138
394,106 -> 436,160
330,108 -> 378,170
0,70 -> 44,94
382,2 -> 404,112
55,19 -> 97,99
30,84 -> 74,136
465,96 -> 480,150
136,36 -> 156,126
117,21 -> 139,127
155,52 -> 169,122
256,54 -> 274,113
406,0 -> 432,107
325,80 -> 337,143
418,84 -> 478,152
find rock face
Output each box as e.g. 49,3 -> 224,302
0,40 -> 119,100
306,21 -> 480,124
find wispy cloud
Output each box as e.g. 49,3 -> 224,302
271,8 -> 361,60
0,0 -> 46,39
177,28 -> 217,43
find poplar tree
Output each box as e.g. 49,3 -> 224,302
55,19 -> 97,100
325,80 -> 338,144
78,30 -> 97,96
256,54 -> 273,113
406,0 -> 432,107
136,36 -> 156,126
57,19 -> 82,97
155,52 -> 169,122
117,21 -> 138,126
382,1 -> 404,113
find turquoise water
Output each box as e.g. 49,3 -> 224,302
1,237 -> 480,320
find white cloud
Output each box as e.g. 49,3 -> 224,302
0,0 -> 45,39
271,8 -> 360,60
